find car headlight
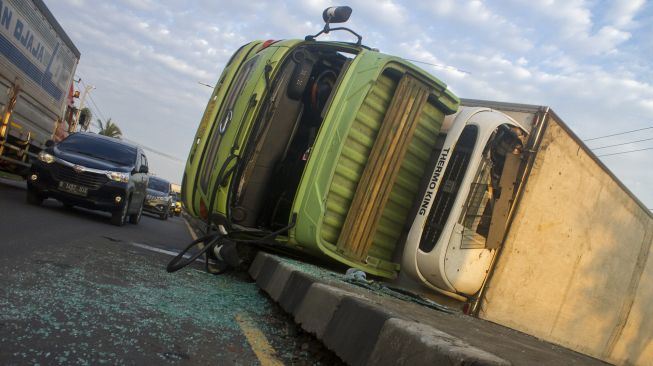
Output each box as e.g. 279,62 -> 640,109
38,151 -> 55,164
106,171 -> 130,183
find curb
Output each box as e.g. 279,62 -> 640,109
249,252 -> 511,366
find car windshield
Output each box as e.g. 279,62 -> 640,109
148,177 -> 170,193
58,134 -> 136,166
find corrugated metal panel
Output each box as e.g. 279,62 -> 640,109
368,101 -> 443,262
320,74 -> 395,245
337,76 -> 430,260
320,71 -> 444,271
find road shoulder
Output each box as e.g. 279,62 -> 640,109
249,252 -> 609,366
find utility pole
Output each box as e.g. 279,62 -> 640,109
73,83 -> 94,132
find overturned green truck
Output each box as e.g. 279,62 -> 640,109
181,9 -> 653,364
180,9 -> 458,278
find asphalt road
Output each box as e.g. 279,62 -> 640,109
0,177 -> 342,365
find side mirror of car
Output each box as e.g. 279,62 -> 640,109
45,140 -> 55,148
139,165 -> 149,174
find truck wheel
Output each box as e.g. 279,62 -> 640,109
111,199 -> 129,226
160,210 -> 169,221
26,189 -> 43,206
129,201 -> 143,224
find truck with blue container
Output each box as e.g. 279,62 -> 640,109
0,0 -> 79,175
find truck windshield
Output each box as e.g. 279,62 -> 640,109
199,55 -> 261,192
58,134 -> 136,166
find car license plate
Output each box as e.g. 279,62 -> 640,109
58,181 -> 88,196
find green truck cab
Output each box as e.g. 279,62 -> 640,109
181,8 -> 459,278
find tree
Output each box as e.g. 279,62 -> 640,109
97,118 -> 123,139
78,107 -> 93,131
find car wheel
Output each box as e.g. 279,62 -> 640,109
161,210 -> 169,221
129,200 -> 143,224
26,188 -> 44,206
63,202 -> 74,209
111,199 -> 129,226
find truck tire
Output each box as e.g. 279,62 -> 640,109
160,210 -> 169,221
26,189 -> 43,206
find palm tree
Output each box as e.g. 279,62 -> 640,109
97,118 -> 123,139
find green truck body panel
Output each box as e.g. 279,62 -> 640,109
182,41 -> 263,217
291,58 -> 456,277
182,39 -> 459,278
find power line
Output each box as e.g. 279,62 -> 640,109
403,59 -> 471,74
77,78 -> 108,123
122,137 -> 185,163
584,126 -> 653,141
87,93 -> 107,123
74,73 -> 183,165
591,137 -> 653,150
74,75 -> 108,128
597,147 -> 653,157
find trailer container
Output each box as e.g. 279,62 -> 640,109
0,0 -> 79,174
404,99 -> 653,365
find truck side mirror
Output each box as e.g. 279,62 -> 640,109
45,140 -> 54,148
139,165 -> 149,174
306,6 -> 361,46
322,6 -> 352,23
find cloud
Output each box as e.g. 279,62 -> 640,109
604,0 -> 646,28
509,0 -> 638,55
422,0 -> 533,53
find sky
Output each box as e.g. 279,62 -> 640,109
46,0 -> 653,209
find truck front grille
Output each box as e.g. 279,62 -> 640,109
420,125 -> 478,252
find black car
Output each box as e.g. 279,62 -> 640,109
27,132 -> 149,226
144,176 -> 172,220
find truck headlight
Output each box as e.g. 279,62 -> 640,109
38,151 -> 55,164
106,171 -> 130,183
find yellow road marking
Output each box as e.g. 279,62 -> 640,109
182,216 -> 198,240
235,314 -> 284,366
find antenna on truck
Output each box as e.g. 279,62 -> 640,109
305,6 -> 363,46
